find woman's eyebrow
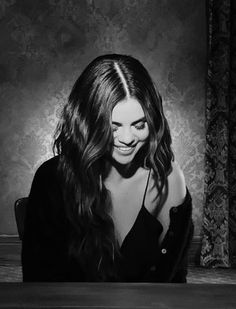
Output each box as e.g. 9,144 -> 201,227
112,117 -> 146,126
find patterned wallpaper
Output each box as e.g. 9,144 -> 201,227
0,0 -> 206,236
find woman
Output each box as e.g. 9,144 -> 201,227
22,54 -> 194,282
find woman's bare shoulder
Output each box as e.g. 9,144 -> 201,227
166,160 -> 186,208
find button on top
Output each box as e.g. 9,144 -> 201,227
161,248 -> 167,254
172,207 -> 178,213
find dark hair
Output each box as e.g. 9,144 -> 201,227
53,54 -> 174,281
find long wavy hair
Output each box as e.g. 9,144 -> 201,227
53,54 -> 174,281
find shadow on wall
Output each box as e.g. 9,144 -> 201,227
0,0 -> 206,235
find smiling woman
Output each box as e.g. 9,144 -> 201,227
22,54 -> 194,283
111,98 -> 149,165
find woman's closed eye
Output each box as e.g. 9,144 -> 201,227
134,121 -> 146,130
112,125 -> 119,132
112,122 -> 147,132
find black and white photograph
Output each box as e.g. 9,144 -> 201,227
0,0 -> 236,308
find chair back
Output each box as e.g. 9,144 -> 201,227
14,197 -> 28,240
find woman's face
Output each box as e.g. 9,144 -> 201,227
111,97 -> 149,165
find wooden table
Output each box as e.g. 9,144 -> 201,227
0,283 -> 236,308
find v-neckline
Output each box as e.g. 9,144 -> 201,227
120,203 -> 163,250
116,169 -> 151,249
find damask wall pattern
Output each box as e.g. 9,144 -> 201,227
0,0 -> 206,235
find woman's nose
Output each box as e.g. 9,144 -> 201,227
118,127 -> 135,145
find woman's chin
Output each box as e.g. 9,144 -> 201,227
111,152 -> 135,166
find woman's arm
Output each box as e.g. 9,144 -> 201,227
21,157 -> 70,281
156,161 -> 194,283
171,218 -> 194,283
